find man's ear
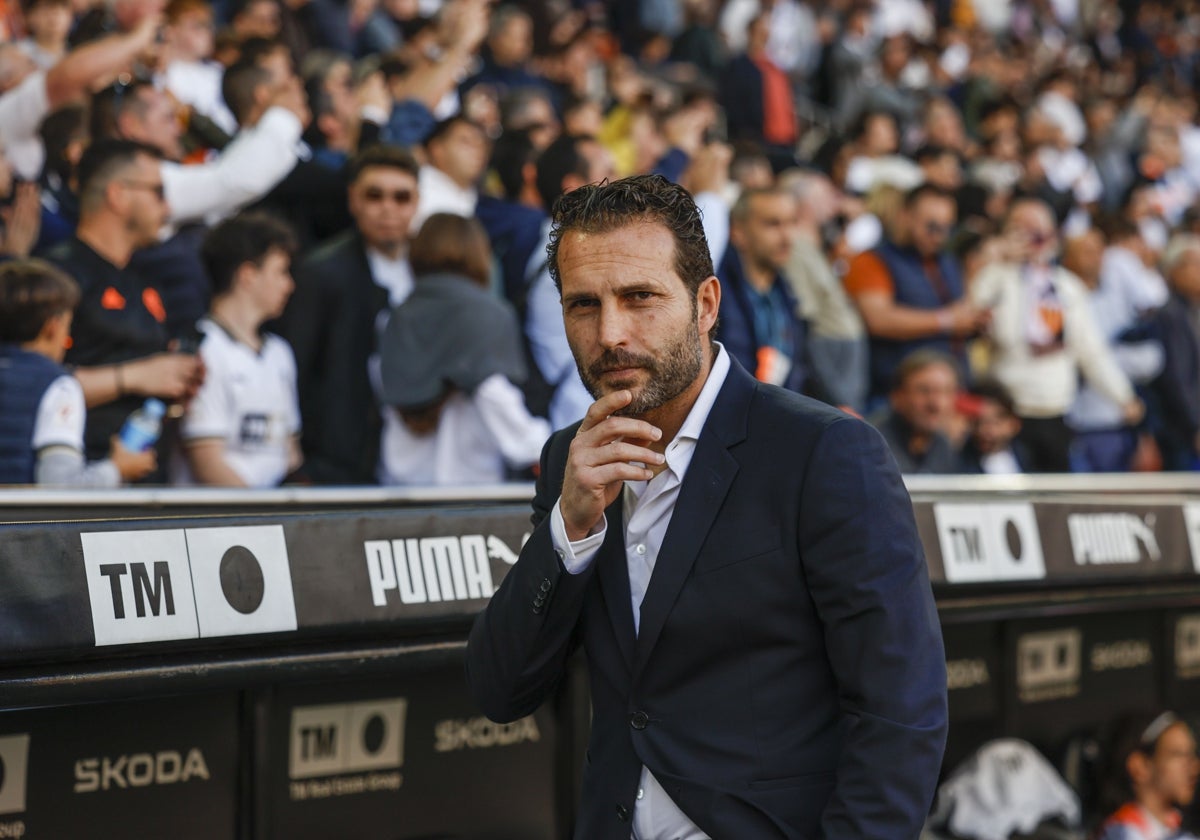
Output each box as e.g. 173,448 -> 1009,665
696,275 -> 720,336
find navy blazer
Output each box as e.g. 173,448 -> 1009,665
467,356 -> 948,839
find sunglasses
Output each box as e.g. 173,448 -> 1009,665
362,187 -> 414,204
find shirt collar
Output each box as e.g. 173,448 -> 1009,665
677,341 -> 730,445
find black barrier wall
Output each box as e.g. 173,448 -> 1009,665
2,477 -> 1200,837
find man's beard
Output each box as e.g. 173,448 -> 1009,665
574,319 -> 704,418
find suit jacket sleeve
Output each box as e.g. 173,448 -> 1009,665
466,427 -> 593,723
800,417 -> 948,838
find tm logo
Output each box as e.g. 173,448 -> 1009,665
82,526 -> 297,646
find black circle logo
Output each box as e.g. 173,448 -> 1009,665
362,715 -> 387,755
1005,520 -> 1023,561
220,545 -> 265,614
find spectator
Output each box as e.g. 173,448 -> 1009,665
498,86 -> 559,151
1065,221 -> 1166,472
717,185 -> 808,394
475,127 -> 544,303
0,258 -> 154,485
277,144 -> 418,484
1096,713 -> 1200,840
223,48 -> 350,247
90,65 -> 309,227
88,72 -> 306,337
958,380 -> 1027,474
970,197 -> 1143,472
719,12 -> 797,172
175,212 -> 300,487
844,183 -> 985,407
779,169 -> 868,411
15,0 -> 71,71
300,49 -> 388,170
0,19 -> 163,181
461,5 -> 545,102
1150,234 -> 1200,471
869,348 -> 963,474
412,115 -> 489,232
34,103 -> 86,253
44,139 -> 205,471
378,213 -> 548,484
161,0 -> 237,135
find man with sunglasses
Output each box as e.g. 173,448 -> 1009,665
43,139 -> 205,481
277,145 -> 419,485
844,183 -> 989,408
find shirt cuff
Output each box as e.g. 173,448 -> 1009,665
550,497 -> 606,575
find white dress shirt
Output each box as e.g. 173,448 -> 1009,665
550,344 -> 731,840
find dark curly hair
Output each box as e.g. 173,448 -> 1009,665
546,174 -> 716,336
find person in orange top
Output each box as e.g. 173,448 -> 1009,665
842,184 -> 988,407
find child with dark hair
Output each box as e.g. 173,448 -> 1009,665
0,259 -> 155,485
174,212 -> 301,487
1096,712 -> 1200,840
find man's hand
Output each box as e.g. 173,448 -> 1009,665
109,436 -> 157,481
0,182 -> 42,258
124,351 -> 205,401
270,76 -> 311,128
1122,397 -> 1146,426
941,299 -> 991,337
560,390 -> 663,541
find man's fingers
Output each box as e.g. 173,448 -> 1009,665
584,441 -> 663,468
580,461 -> 656,487
575,414 -> 662,447
578,389 -> 635,431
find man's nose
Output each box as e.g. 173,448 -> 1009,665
596,303 -> 630,349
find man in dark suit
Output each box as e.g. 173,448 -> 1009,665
467,174 -> 947,838
276,145 -> 419,484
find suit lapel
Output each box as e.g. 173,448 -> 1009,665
596,495 -> 636,669
632,360 -> 753,679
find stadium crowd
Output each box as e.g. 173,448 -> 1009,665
0,0 -> 1199,488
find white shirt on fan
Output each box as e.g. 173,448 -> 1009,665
377,372 -> 550,486
173,318 -> 300,488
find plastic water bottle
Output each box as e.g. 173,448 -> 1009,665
119,399 -> 166,452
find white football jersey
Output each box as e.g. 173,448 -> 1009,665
174,318 -> 300,488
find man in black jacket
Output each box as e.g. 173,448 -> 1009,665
276,145 -> 419,484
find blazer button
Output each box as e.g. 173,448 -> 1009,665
540,579 -> 552,592
629,711 -> 649,730
616,804 -> 630,822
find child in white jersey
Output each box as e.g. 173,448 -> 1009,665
174,212 -> 302,487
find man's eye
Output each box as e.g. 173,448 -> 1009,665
629,291 -> 654,301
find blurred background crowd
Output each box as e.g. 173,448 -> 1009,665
1,0 -> 1200,488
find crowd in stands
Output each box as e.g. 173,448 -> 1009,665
1,0 -> 1200,488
